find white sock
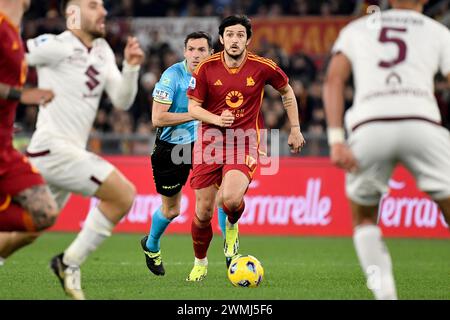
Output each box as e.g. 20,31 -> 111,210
0,256 -> 5,266
63,207 -> 114,267
353,225 -> 397,300
194,257 -> 208,266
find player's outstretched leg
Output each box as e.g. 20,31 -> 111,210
0,185 -> 58,265
351,201 -> 397,300
0,185 -> 58,232
51,170 -> 135,300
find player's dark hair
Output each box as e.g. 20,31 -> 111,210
184,31 -> 213,49
219,15 -> 252,39
60,0 -> 77,16
60,0 -> 69,15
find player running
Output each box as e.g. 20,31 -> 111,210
140,31 -> 214,276
323,0 -> 450,299
0,0 -> 57,245
186,15 -> 305,281
0,0 -> 144,299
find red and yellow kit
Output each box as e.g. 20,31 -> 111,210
0,12 -> 43,197
187,51 -> 288,189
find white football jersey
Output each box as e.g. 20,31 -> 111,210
333,9 -> 450,131
26,31 -> 132,148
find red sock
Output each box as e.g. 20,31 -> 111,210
0,195 -> 36,231
191,214 -> 212,259
223,201 -> 245,224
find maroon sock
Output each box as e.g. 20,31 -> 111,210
0,196 -> 35,231
222,201 -> 245,224
191,214 -> 213,259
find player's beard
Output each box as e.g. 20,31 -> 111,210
225,46 -> 245,60
84,19 -> 106,39
86,25 -> 106,39
88,29 -> 106,39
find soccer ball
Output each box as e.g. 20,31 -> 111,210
227,255 -> 264,288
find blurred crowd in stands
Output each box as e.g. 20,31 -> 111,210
15,0 -> 450,155
23,0 -> 450,21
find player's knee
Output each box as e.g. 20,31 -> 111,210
117,181 -> 136,212
194,213 -> 212,227
164,207 -> 180,220
34,214 -> 56,231
222,193 -> 243,213
33,199 -> 59,231
196,203 -> 214,221
127,182 -> 137,205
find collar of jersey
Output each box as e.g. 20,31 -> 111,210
183,59 -> 191,75
221,51 -> 248,75
68,30 -> 98,52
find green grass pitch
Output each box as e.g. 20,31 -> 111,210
0,233 -> 448,300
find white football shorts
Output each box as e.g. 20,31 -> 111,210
27,137 -> 115,209
345,120 -> 450,206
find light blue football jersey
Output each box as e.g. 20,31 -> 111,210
152,60 -> 198,144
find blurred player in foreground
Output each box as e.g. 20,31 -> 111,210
0,0 -> 57,265
323,0 -> 450,300
0,0 -> 144,299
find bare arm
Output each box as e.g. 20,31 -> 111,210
279,84 -> 300,127
152,100 -> 194,127
323,53 -> 351,130
278,84 -> 305,153
0,82 -> 54,106
323,52 -> 358,172
188,98 -> 234,127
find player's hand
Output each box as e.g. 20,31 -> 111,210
330,143 -> 359,173
216,109 -> 235,127
20,88 -> 54,106
124,36 -> 145,66
288,127 -> 306,153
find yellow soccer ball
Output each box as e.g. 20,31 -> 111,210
227,255 -> 264,288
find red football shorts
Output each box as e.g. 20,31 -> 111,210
0,150 -> 45,196
190,144 -> 258,190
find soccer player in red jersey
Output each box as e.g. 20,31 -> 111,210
0,0 -> 57,265
186,15 -> 305,281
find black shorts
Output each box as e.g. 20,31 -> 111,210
151,139 -> 194,197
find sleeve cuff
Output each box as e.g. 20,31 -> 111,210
186,94 -> 204,103
123,61 -> 141,72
